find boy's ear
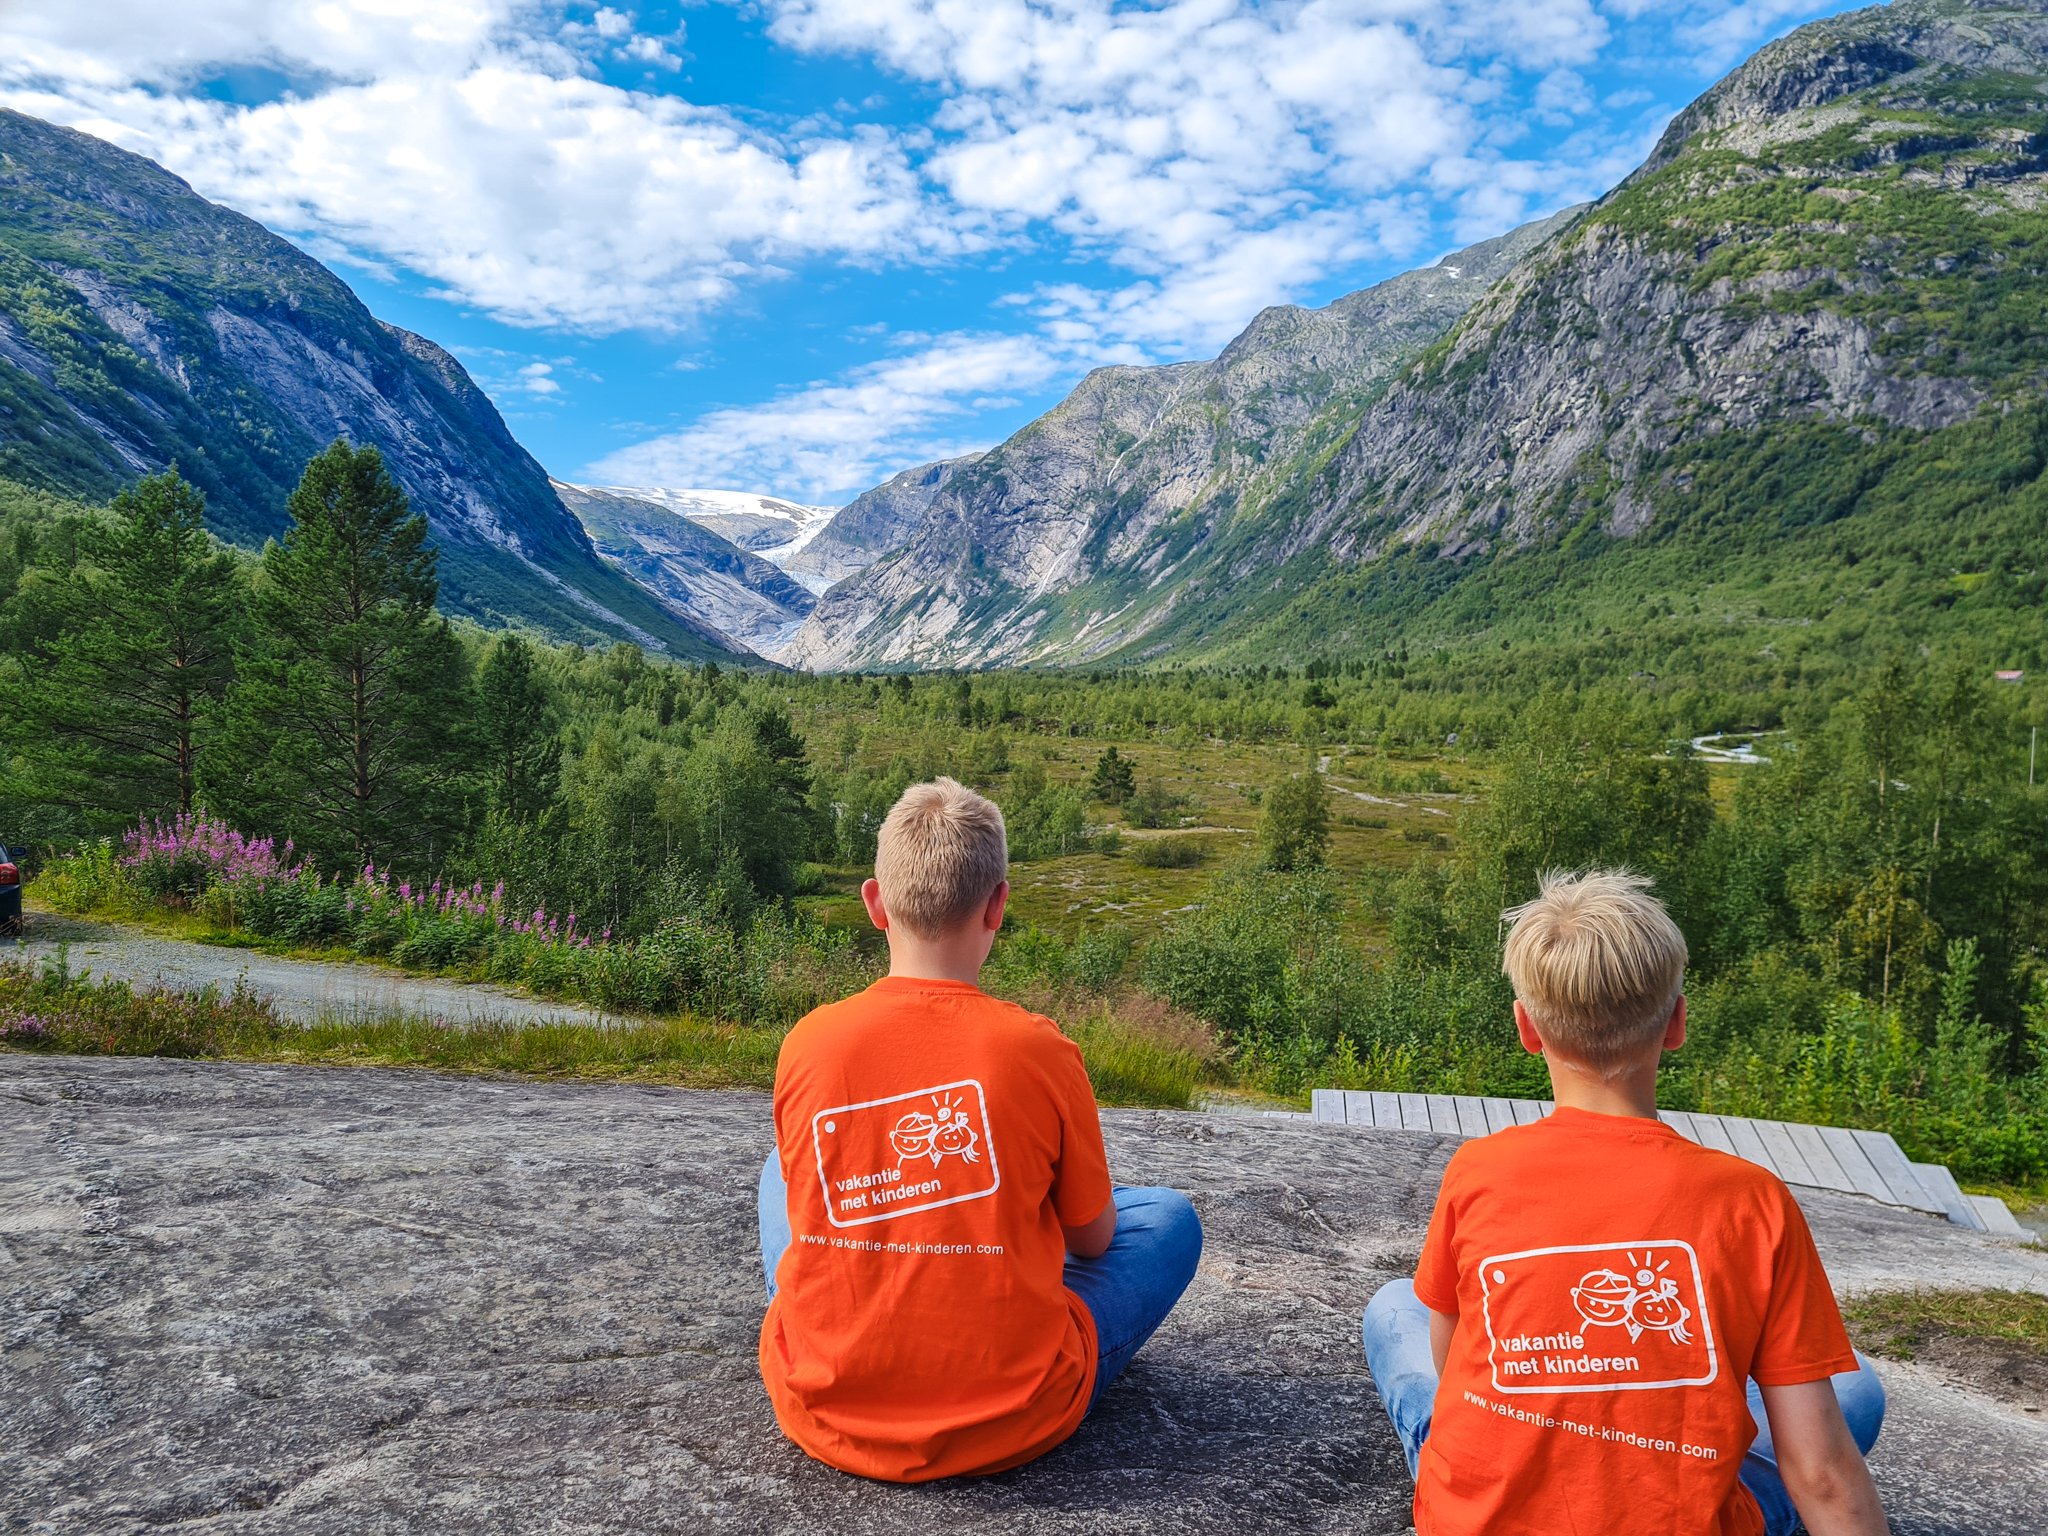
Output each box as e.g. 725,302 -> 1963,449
1662,995 -> 1688,1053
859,877 -> 889,932
982,880 -> 1009,932
1512,999 -> 1546,1056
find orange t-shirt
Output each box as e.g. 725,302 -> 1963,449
758,975 -> 1115,1482
1411,1106 -> 1857,1536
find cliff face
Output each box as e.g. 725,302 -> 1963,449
0,110 -> 739,656
1290,0 -> 2037,573
554,482 -> 815,654
786,0 -> 2048,672
778,453 -> 983,598
779,213 -> 1579,670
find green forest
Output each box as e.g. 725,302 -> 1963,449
2,448 -> 2045,1190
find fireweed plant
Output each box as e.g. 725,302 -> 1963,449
52,814 -> 879,1028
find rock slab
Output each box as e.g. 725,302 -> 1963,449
2,1057 -> 2043,1534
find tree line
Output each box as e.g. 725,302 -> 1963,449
0,446 -> 810,930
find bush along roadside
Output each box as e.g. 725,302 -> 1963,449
24,793 -> 2048,1180
38,814 -> 879,1031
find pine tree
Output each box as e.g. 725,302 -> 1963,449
206,441 -> 469,866
475,634 -> 561,821
14,468 -> 241,821
1090,745 -> 1137,805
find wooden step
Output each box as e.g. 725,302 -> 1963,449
1308,1088 -> 2014,1232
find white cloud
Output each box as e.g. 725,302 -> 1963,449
0,64 -> 956,332
0,0 -> 528,87
517,361 -> 563,397
587,332 -> 1081,501
757,0 -> 1627,349
1,0 -> 1853,497
623,34 -> 683,69
1536,69 -> 1594,119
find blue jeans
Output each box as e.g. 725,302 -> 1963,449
1363,1280 -> 1885,1536
758,1153 -> 1201,1411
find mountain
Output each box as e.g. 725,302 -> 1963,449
780,211 -> 1578,670
1214,0 -> 2048,660
788,0 -> 2048,675
554,481 -> 815,653
587,486 -> 838,561
0,110 -> 740,658
779,453 -> 984,597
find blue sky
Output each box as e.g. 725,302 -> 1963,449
3,0 -> 1860,505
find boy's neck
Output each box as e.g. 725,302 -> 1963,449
1545,1056 -> 1662,1120
884,941 -> 987,988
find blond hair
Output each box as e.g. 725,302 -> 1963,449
874,777 -> 1009,939
1501,869 -> 1687,1074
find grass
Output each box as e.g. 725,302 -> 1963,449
789,722 -> 1500,946
0,957 -> 1211,1109
0,957 -> 786,1087
1841,1288 -> 2048,1362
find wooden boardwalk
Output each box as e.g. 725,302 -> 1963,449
1308,1089 -> 2031,1237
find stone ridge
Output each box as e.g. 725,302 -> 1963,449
1292,0 -> 2048,580
4,1055 -> 2042,1532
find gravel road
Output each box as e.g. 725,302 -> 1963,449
6,913 -> 618,1028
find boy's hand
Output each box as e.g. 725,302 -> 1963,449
1063,1198 -> 1116,1260
1758,1380 -> 1890,1536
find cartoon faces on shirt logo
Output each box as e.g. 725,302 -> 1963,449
890,1091 -> 982,1167
1570,1251 -> 1695,1344
889,1112 -> 939,1162
1568,1268 -> 1638,1328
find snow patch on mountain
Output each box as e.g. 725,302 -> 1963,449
587,486 -> 839,562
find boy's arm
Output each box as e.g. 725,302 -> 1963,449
1048,1037 -> 1116,1259
1063,1198 -> 1116,1259
1428,1306 -> 1458,1376
1758,1380 -> 1889,1536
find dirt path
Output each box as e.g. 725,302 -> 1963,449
7,913 -> 619,1028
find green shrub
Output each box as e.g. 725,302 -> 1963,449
34,841 -> 140,915
1128,837 -> 1206,868
1139,865 -> 1362,1072
1067,926 -> 1135,993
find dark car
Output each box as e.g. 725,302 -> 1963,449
0,843 -> 20,936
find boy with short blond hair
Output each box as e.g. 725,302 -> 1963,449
1365,869 -> 1889,1536
758,777 -> 1202,1481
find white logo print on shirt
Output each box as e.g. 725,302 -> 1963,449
1478,1239 -> 1719,1393
812,1079 -> 1003,1228
888,1090 -> 983,1168
1570,1251 -> 1696,1344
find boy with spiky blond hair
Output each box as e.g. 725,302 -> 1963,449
758,777 -> 1202,1481
1364,869 -> 1889,1536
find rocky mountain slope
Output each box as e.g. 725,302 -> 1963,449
0,110 -> 739,658
554,482 -> 815,653
588,486 -> 837,560
778,453 -> 983,597
781,212 -> 1578,669
788,0 -> 2048,672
